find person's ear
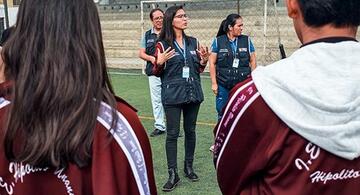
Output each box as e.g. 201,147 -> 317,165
286,0 -> 301,19
228,25 -> 232,31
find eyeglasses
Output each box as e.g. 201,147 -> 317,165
153,16 -> 163,21
174,14 -> 188,19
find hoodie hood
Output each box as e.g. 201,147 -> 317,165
252,40 -> 360,160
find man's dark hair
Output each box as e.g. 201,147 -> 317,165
2,0 -> 117,168
149,8 -> 164,20
298,0 -> 360,27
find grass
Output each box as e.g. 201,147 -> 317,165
110,71 -> 222,195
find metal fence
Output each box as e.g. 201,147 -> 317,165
96,0 -> 306,69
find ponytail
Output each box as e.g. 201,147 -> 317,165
216,19 -> 228,37
216,14 -> 242,37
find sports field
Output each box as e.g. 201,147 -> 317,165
109,70 -> 222,195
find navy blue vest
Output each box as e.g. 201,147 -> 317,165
215,34 -> 251,89
144,29 -> 158,76
158,37 -> 204,105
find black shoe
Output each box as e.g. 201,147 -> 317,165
150,129 -> 165,137
184,160 -> 199,182
162,168 -> 180,192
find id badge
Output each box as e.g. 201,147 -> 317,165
182,66 -> 190,78
232,58 -> 240,68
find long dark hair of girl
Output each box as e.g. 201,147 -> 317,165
159,5 -> 189,48
2,0 -> 117,168
216,14 -> 242,37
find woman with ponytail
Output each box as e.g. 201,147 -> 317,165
209,14 -> 256,121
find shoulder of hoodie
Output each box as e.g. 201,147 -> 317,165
113,96 -> 146,139
228,77 -> 283,125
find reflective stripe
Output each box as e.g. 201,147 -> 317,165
213,82 -> 260,169
215,80 -> 254,138
97,102 -> 150,195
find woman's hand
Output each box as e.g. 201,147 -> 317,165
197,45 -> 210,65
212,83 -> 218,96
157,47 -> 175,66
150,56 -> 156,65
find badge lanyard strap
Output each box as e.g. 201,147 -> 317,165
174,38 -> 187,67
230,37 -> 238,59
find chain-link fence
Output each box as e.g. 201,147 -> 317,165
97,0 -> 358,70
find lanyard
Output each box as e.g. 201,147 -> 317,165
174,39 -> 187,66
229,37 -> 238,58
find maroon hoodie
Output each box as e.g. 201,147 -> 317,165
213,78 -> 360,195
0,81 -> 157,195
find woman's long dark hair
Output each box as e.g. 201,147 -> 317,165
159,5 -> 189,48
216,14 -> 242,37
2,0 -> 116,168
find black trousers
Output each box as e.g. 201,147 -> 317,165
164,102 -> 201,169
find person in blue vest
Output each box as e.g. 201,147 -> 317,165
138,8 -> 166,137
151,5 -> 210,192
209,14 -> 257,120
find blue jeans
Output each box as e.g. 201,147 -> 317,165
216,85 -> 229,121
148,76 -> 166,131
